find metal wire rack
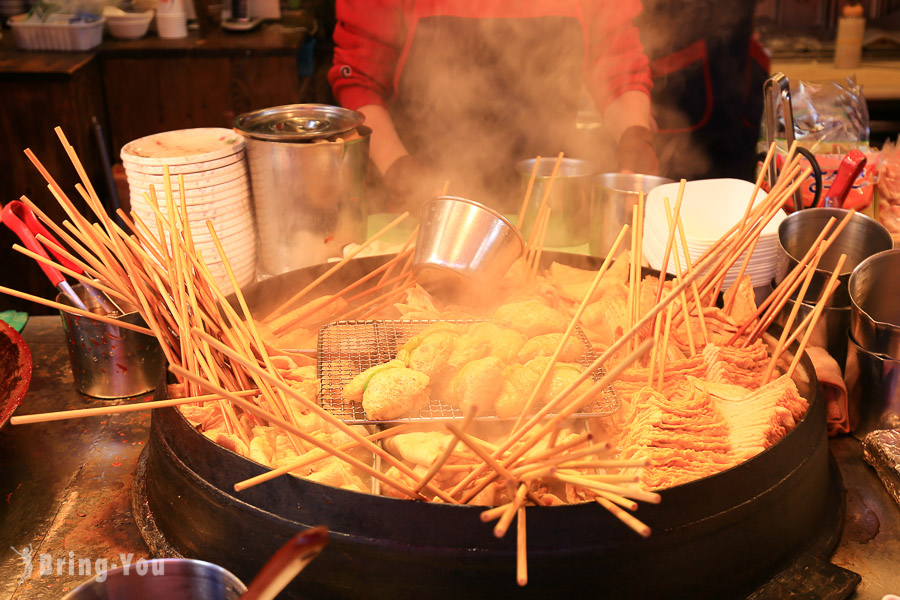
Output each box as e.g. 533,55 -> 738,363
317,319 -> 620,425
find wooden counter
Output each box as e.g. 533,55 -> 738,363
0,22 -> 330,314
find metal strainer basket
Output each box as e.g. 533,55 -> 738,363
316,319 -> 619,425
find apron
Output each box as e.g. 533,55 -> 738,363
636,0 -> 766,181
390,15 -> 584,212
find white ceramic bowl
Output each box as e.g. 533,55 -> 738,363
105,10 -> 153,39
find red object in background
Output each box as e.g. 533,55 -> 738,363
0,318 -> 32,430
824,150 -> 868,209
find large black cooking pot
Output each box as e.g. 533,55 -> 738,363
133,253 -> 848,599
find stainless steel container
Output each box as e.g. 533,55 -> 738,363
234,104 -> 370,276
775,297 -> 852,370
412,196 -> 524,300
845,332 -> 900,438
849,248 -> 900,360
589,173 -> 674,258
57,284 -> 165,399
62,558 -> 247,600
515,158 -> 595,247
775,208 -> 893,307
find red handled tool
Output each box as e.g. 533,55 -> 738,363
1,201 -> 118,314
823,150 -> 867,209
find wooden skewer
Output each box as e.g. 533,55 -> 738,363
452,236 -> 729,499
9,389 -> 262,424
657,303 -> 675,392
661,198 -> 695,355
378,226 -> 418,286
673,206 -> 708,344
554,473 -> 661,504
0,285 -> 153,335
646,307 -> 663,386
654,180 -> 686,304
627,205 -> 639,343
480,502 -> 513,523
12,243 -> 132,308
593,490 -> 640,511
457,339 -> 653,503
745,209 -> 856,345
192,327 -> 457,504
169,363 -> 427,501
414,404 -> 479,493
764,252 -> 845,383
265,212 -> 411,320
517,155 -> 542,229
494,483 -> 529,538
781,276 -> 842,355
525,152 -> 563,251
786,270 -> 844,379
516,506 -> 528,587
445,422 -> 541,506
234,423 -> 418,492
728,216 -> 838,345
595,496 -> 651,538
512,224 -> 630,431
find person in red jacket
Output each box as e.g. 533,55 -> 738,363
328,0 -> 658,213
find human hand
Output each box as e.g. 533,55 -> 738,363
382,154 -> 444,213
617,126 -> 660,176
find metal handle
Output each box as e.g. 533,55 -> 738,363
764,72 -> 803,213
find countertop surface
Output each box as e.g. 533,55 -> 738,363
0,21 -> 307,76
1,316 -> 899,598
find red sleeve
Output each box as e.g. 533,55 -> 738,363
583,0 -> 652,110
328,0 -> 406,110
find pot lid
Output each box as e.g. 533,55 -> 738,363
233,104 -> 364,141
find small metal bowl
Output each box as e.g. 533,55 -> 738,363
412,196 -> 524,299
62,558 -> 247,600
849,248 -> 900,360
775,207 -> 893,307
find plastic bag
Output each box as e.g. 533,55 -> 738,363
877,138 -> 900,235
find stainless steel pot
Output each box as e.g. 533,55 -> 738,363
775,208 -> 892,307
62,558 -> 247,600
234,104 -> 370,276
589,173 -> 674,258
774,297 -> 852,371
845,332 -> 900,438
849,248 -> 900,360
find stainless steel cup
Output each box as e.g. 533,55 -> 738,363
775,208 -> 893,307
62,558 -> 247,600
589,173 -> 675,258
845,332 -> 900,438
515,158 -> 595,247
412,196 -> 524,300
57,284 -> 165,399
849,248 -> 900,360
775,297 -> 852,371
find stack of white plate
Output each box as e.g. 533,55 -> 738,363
121,128 -> 256,294
642,178 -> 787,289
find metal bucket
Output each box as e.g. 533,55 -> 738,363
62,558 -> 247,600
57,284 -> 165,399
234,104 -> 370,276
775,208 -> 892,307
515,158 -> 594,247
845,332 -> 900,437
775,297 -> 852,371
589,173 -> 674,258
412,196 -> 524,300
849,249 -> 900,359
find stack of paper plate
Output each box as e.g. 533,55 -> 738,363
121,128 -> 256,294
642,178 -> 786,289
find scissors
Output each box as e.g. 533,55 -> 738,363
1,200 -> 120,315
